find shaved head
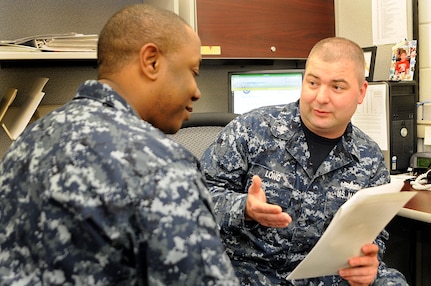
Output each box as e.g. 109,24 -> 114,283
306,37 -> 366,85
97,4 -> 190,77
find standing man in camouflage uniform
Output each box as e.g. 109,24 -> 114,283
0,4 -> 239,286
200,37 -> 408,285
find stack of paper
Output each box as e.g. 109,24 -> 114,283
34,34 -> 98,52
0,33 -> 98,52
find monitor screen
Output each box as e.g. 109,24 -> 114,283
228,69 -> 304,114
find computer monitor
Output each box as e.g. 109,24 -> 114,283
228,69 -> 304,114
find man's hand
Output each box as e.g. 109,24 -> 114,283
245,175 -> 292,228
338,243 -> 379,286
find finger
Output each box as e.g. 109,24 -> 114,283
361,243 -> 379,255
246,200 -> 281,220
339,267 -> 377,286
249,175 -> 262,196
348,244 -> 379,268
344,273 -> 376,286
258,212 -> 292,228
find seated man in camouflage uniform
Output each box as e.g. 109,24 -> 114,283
0,4 -> 238,286
200,37 -> 408,286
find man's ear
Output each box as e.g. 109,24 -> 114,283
358,80 -> 368,104
139,43 -> 160,80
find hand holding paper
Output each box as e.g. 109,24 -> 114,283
287,180 -> 416,280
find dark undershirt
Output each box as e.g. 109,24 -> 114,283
301,121 -> 342,173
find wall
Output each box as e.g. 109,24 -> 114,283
0,1 -> 142,40
334,0 -> 414,81
408,0 -> 431,153
0,1 -> 306,157
0,1 -> 142,156
418,0 -> 431,102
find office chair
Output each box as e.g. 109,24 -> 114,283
168,112 -> 238,159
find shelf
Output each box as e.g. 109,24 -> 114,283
0,51 -> 96,60
0,52 -> 306,69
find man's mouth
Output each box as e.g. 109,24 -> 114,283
314,108 -> 329,116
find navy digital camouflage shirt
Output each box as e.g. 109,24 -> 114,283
200,102 -> 408,286
0,80 -> 239,286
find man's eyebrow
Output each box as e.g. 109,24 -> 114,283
305,74 -> 349,85
305,73 -> 319,79
332,79 -> 348,84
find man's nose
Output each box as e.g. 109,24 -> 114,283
315,86 -> 330,103
192,87 -> 201,101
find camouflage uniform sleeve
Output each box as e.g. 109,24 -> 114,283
201,117 -> 253,230
141,160 -> 239,286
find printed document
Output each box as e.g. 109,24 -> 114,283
287,180 -> 416,280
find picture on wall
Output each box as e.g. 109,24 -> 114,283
362,46 -> 377,82
389,39 -> 417,81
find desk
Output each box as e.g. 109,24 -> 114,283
398,185 -> 431,223
387,182 -> 431,286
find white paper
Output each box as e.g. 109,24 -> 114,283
1,77 -> 49,140
424,126 -> 431,145
287,180 -> 416,280
352,83 -> 388,150
372,0 -> 408,45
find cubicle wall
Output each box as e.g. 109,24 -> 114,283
0,1 -> 306,156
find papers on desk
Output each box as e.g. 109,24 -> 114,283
0,33 -> 98,52
287,180 -> 416,280
33,34 -> 98,52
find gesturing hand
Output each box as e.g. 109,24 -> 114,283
245,175 -> 292,228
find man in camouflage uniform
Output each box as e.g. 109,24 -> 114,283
0,4 -> 239,286
201,37 -> 408,285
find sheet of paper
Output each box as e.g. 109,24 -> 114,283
287,180 -> 416,280
372,0 -> 408,45
352,83 -> 388,150
424,126 -> 431,145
